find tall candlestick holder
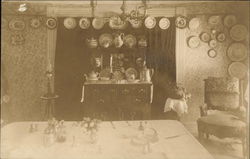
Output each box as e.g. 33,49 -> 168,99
40,68 -> 59,120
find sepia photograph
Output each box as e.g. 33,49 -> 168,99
1,0 -> 249,159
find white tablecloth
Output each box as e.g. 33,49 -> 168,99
164,98 -> 188,116
1,120 -> 213,159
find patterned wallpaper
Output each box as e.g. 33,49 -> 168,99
2,15 -> 47,121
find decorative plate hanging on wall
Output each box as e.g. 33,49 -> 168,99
187,36 -> 200,48
208,39 -> 217,48
175,16 -> 187,29
228,62 -> 247,79
223,15 -> 237,28
30,18 -> 41,29
230,24 -> 248,41
216,32 -> 226,42
64,17 -> 77,29
207,49 -> 217,58
79,17 -> 90,29
92,17 -> 105,30
227,43 -> 247,61
144,16 -> 156,29
159,17 -> 170,30
46,17 -> 57,29
9,19 -> 25,31
188,17 -> 200,30
200,32 -> 210,42
208,15 -> 221,25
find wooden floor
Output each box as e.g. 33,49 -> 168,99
183,121 -> 246,159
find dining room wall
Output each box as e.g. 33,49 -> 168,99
1,2 -> 249,122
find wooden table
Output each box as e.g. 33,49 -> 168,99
1,120 -> 214,159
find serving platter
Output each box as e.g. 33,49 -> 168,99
227,43 -> 247,61
159,17 -> 170,30
79,17 -> 90,29
230,24 -> 248,41
228,62 -> 247,79
144,16 -> 156,29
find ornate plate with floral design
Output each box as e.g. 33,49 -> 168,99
9,19 -> 25,31
159,17 -> 170,30
223,15 -> 237,28
124,34 -> 137,48
230,24 -> 248,41
79,17 -> 90,29
227,43 -> 247,61
64,17 -> 77,29
144,16 -> 156,29
46,17 -> 57,29
228,62 -> 247,79
30,18 -> 41,29
92,17 -> 105,30
175,16 -> 187,29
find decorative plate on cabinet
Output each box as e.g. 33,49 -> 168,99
230,24 -> 248,41
208,15 -> 221,25
227,43 -> 247,61
159,17 -> 170,30
208,39 -> 217,48
223,15 -> 237,28
99,33 -> 113,48
228,62 -> 247,79
216,32 -> 226,42
124,34 -> 137,48
64,17 -> 76,29
9,19 -> 25,31
187,36 -> 200,48
207,49 -> 217,58
200,32 -> 210,42
79,17 -> 90,29
125,68 -> 138,79
175,16 -> 187,29
46,17 -> 57,29
188,17 -> 200,29
92,17 -> 105,30
30,18 -> 41,29
144,16 -> 156,29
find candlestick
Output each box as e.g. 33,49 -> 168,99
110,55 -> 113,73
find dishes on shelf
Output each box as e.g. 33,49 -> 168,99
30,18 -> 41,29
144,16 -> 156,29
175,16 -> 187,29
227,43 -> 247,61
92,17 -> 105,30
223,15 -> 237,28
46,17 -> 57,29
207,49 -> 217,58
208,15 -> 221,25
9,19 -> 25,31
159,17 -> 170,30
99,33 -> 113,48
230,24 -> 248,41
124,34 -> 137,48
129,18 -> 142,29
187,36 -> 200,48
79,17 -> 90,29
188,17 -> 200,29
216,32 -> 226,42
64,17 -> 77,29
109,16 -> 127,29
228,62 -> 247,79
200,32 -> 210,42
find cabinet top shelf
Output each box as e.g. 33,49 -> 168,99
84,80 -> 152,85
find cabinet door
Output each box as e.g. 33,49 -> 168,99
133,85 -> 150,104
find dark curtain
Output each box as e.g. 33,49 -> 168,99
54,17 -> 176,120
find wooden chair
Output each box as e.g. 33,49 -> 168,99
197,77 -> 247,157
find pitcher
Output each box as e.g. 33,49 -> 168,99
113,33 -> 124,48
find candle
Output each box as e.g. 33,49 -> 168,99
48,63 -> 52,72
110,55 -> 113,73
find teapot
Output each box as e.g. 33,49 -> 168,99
84,71 -> 99,81
113,33 -> 124,48
140,67 -> 154,82
86,37 -> 98,48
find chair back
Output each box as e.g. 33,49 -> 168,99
204,77 -> 240,111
